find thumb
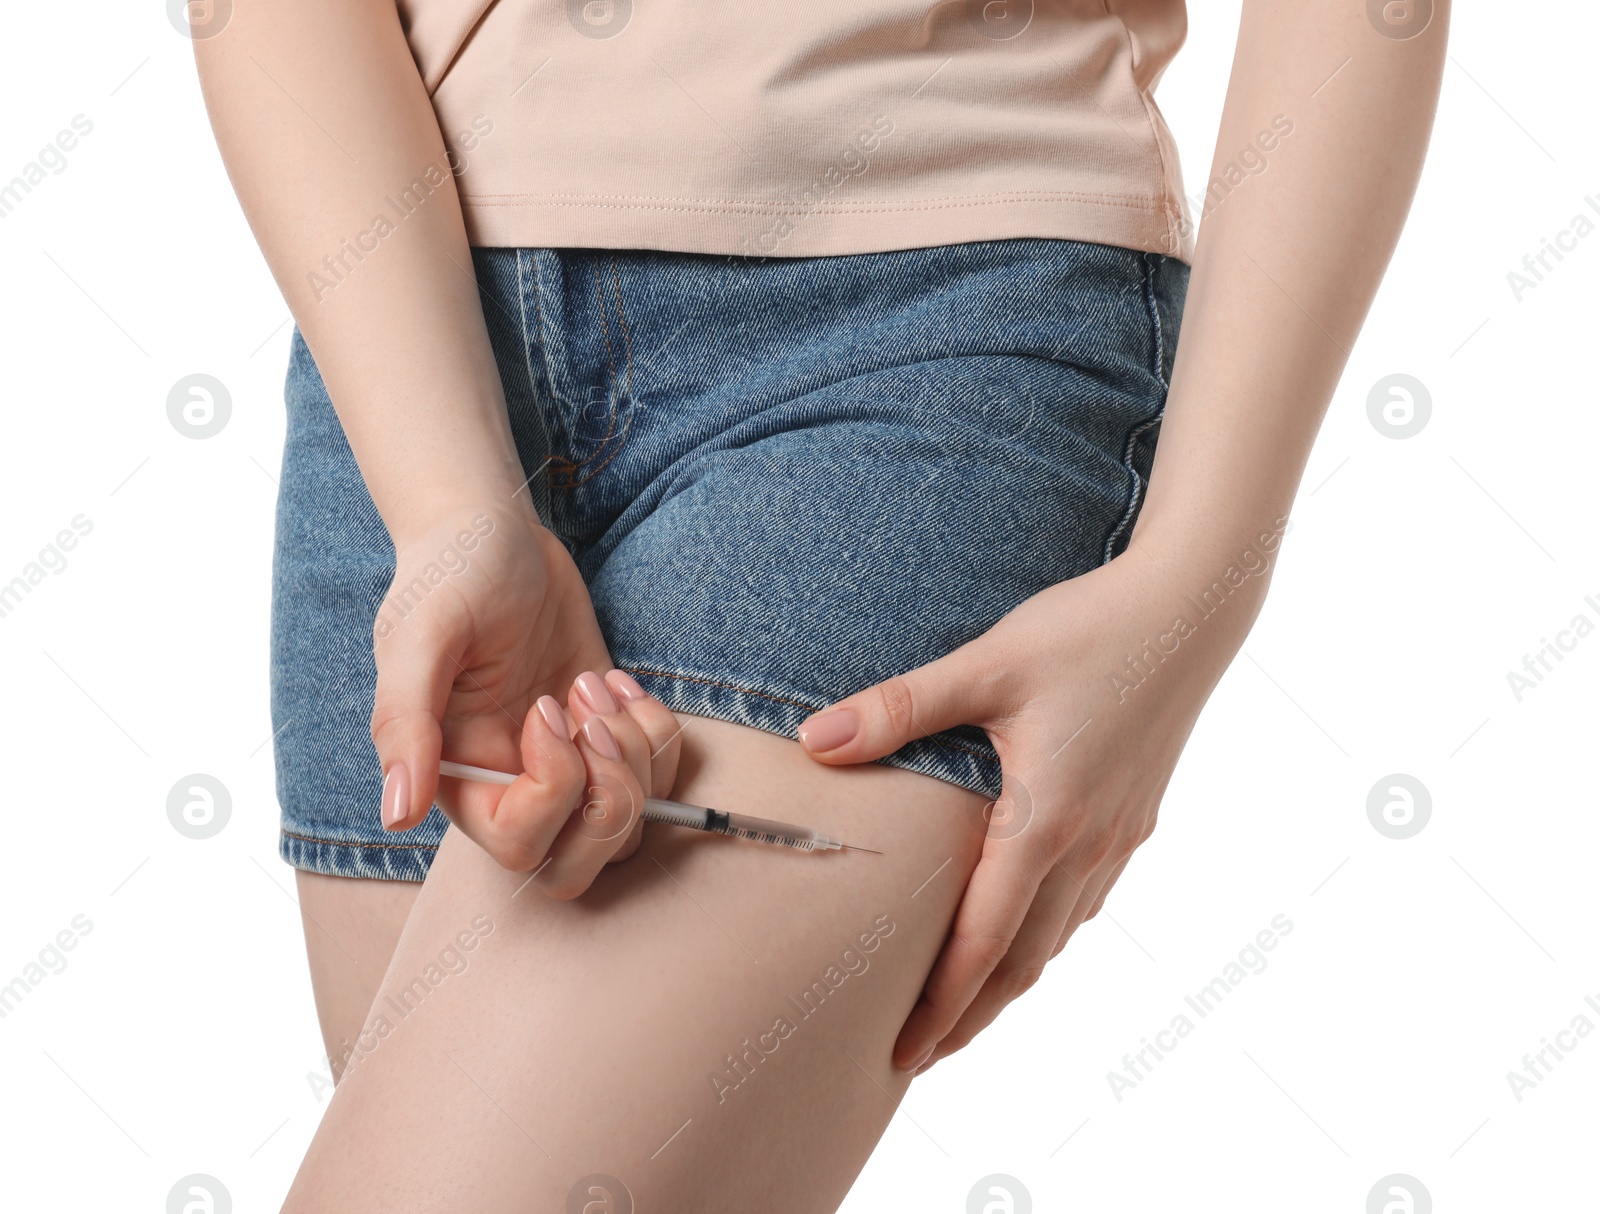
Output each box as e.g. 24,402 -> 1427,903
370,618 -> 457,832
797,639 -> 1003,765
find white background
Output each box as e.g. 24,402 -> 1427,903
0,2 -> 1594,1209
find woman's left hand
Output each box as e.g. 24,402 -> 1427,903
796,544 -> 1267,1074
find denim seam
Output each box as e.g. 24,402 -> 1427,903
281,827 -> 438,852
548,255 -> 633,490
568,256 -> 639,488
1099,253 -> 1167,564
621,665 -> 996,765
513,250 -> 553,515
526,250 -> 581,504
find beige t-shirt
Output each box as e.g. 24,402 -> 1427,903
399,0 -> 1193,261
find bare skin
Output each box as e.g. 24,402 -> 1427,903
192,0 -> 1451,1205
288,713 -> 988,1213
296,871 -> 418,1085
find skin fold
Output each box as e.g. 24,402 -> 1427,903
193,0 -> 1450,1206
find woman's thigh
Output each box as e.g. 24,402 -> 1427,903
282,714 -> 987,1214
295,870 -> 420,1080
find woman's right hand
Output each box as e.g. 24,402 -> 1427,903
490,667 -> 685,898
371,500 -> 678,881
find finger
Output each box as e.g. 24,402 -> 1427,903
605,668 -> 683,796
453,694 -> 587,871
371,614 -> 462,833
533,713 -> 646,900
570,671 -> 653,789
891,836 -> 1050,1071
796,638 -> 1007,766
1052,852 -> 1131,958
1086,854 -> 1131,921
919,861 -> 1084,1071
568,671 -> 653,863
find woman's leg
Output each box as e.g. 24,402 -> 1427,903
282,714 -> 988,1213
295,871 -> 421,1081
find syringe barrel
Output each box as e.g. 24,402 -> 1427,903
642,797 -> 714,830
720,809 -> 825,848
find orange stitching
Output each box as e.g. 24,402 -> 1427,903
620,666 -> 998,765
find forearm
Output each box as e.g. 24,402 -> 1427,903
193,0 -> 528,544
1130,0 -> 1449,610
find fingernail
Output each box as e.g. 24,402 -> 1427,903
581,715 -> 621,761
575,670 -> 619,714
798,708 -> 859,753
381,762 -> 410,829
605,669 -> 647,701
903,1043 -> 934,1074
537,695 -> 569,738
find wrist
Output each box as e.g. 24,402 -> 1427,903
1105,512 -> 1290,677
387,491 -> 542,558
1126,505 -> 1291,596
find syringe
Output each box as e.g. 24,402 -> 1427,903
437,760 -> 881,854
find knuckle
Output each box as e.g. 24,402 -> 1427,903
562,753 -> 594,797
962,649 -> 1009,714
1040,813 -> 1083,859
1074,829 -> 1120,869
480,814 -> 548,872
876,678 -> 919,735
538,747 -> 587,797
368,701 -> 402,739
485,838 -> 534,872
951,927 -> 1013,972
994,961 -> 1046,999
637,699 -> 683,738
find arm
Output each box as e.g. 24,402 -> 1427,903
193,0 -> 525,535
1132,0 -> 1447,578
794,0 -> 1451,1072
195,1 -> 635,883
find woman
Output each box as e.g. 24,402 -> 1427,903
193,1 -> 1448,1208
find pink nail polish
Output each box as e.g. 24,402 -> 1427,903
581,715 -> 622,761
381,762 -> 410,829
537,695 -> 569,738
575,670 -> 619,714
798,708 -> 859,753
605,669 -> 647,701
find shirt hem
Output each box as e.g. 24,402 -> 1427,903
459,194 -> 1195,263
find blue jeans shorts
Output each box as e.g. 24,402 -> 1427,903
273,238 -> 1188,880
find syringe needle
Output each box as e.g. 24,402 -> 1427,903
439,759 -> 882,854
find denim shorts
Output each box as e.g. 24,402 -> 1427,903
272,238 -> 1188,881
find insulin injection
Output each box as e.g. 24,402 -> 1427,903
437,760 -> 880,854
